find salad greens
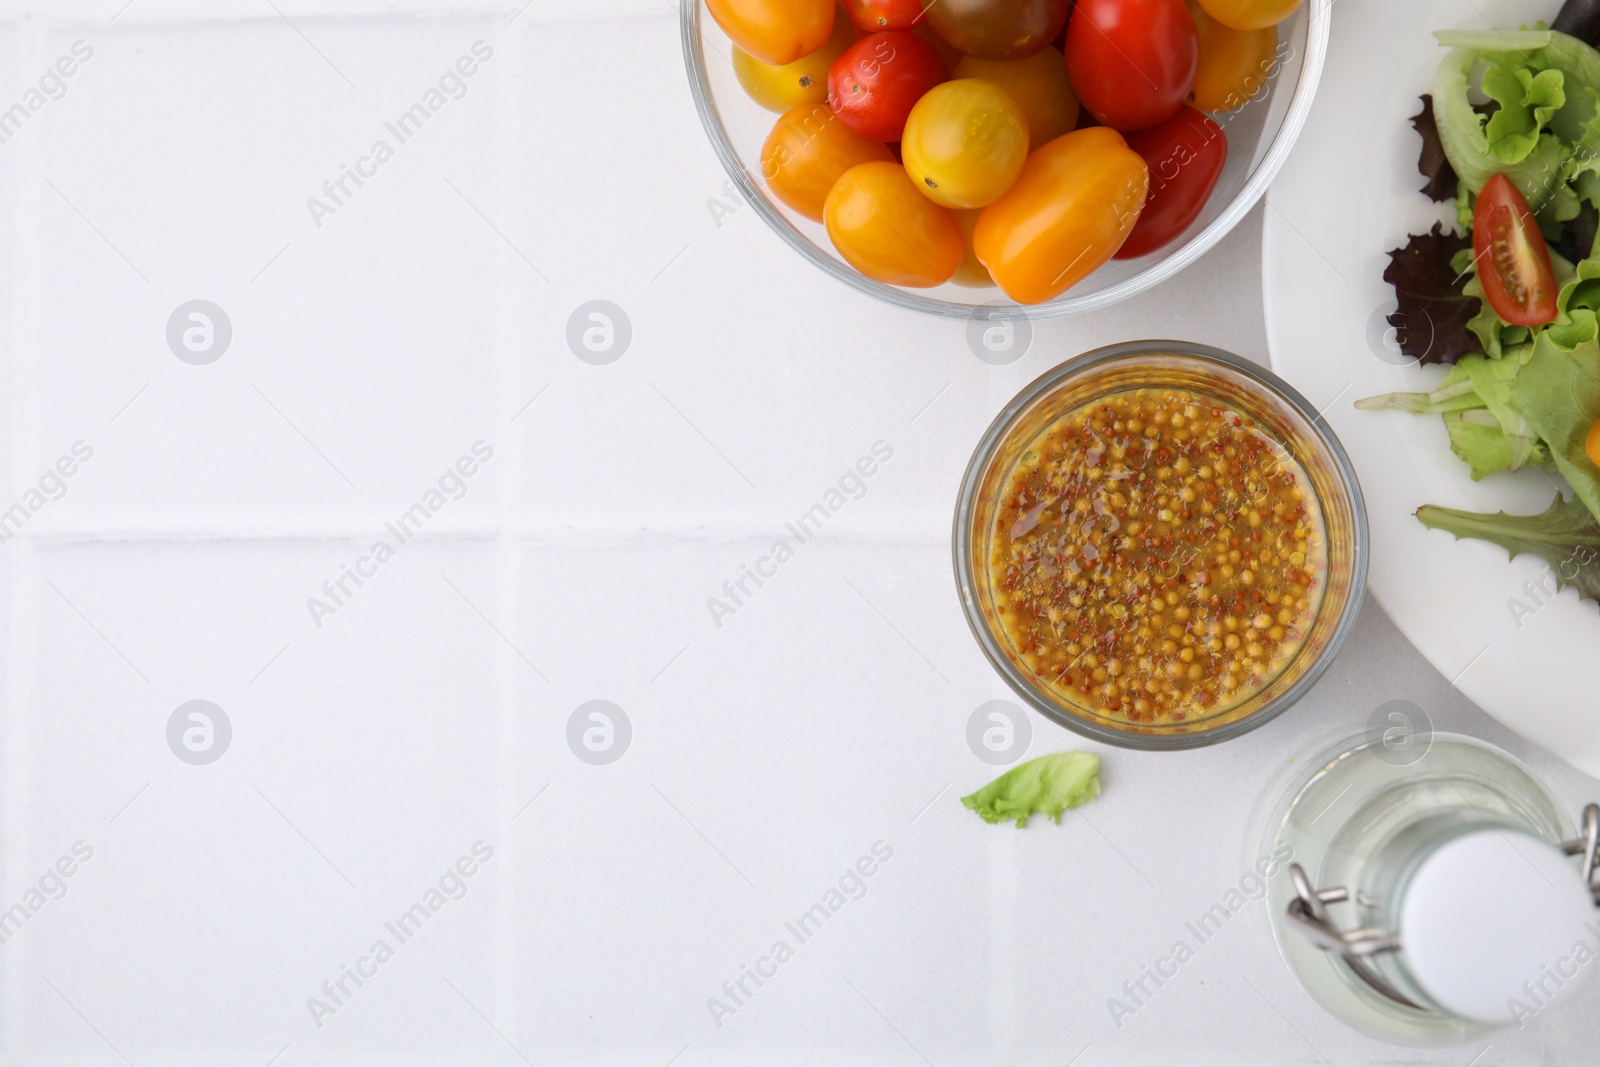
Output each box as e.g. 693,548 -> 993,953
1419,494 -> 1600,601
1367,21 -> 1600,601
960,751 -> 1101,827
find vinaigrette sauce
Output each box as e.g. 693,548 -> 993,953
988,387 -> 1327,725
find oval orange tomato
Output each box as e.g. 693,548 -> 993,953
708,0 -> 836,65
974,127 -> 1149,303
1185,0 -> 1277,113
824,161 -> 964,286
955,47 -> 1081,150
734,14 -> 857,112
952,209 -> 996,287
762,104 -> 895,220
1195,0 -> 1302,31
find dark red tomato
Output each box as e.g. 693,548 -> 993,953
1065,0 -> 1199,131
1473,173 -> 1558,326
843,0 -> 929,32
1114,106 -> 1226,259
829,30 -> 948,142
925,0 -> 1072,60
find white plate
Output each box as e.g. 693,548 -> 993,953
1263,0 -> 1600,776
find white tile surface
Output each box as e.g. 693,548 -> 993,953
0,4 -> 1596,1066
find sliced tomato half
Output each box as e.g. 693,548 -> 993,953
1472,173 -> 1558,327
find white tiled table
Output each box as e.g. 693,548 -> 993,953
0,2 -> 1594,1064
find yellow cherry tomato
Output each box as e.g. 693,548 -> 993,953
954,48 -> 1080,150
1586,417 -> 1600,468
734,15 -> 857,112
762,104 -> 895,220
708,0 -> 836,65
902,80 -> 1029,210
1196,0 -> 1301,32
824,161 -> 965,286
952,209 -> 996,288
1186,0 -> 1278,113
974,127 -> 1149,304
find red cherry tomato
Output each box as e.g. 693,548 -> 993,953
842,0 -> 929,32
828,30 -> 948,142
1065,0 -> 1198,131
1473,173 -> 1558,327
1113,106 -> 1227,259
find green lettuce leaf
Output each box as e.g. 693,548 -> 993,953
1355,359 -> 1484,414
1429,31 -> 1600,229
1445,409 -> 1553,478
1482,61 -> 1566,164
1462,351 -> 1541,469
1418,493 -> 1600,602
1504,331 -> 1600,518
961,751 -> 1101,827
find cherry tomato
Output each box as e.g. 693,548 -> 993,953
1586,418 -> 1600,468
1196,0 -> 1303,31
1473,173 -> 1558,327
952,209 -> 996,287
902,80 -> 1029,209
828,30 -> 948,142
955,48 -> 1080,150
824,161 -> 964,286
843,0 -> 929,32
761,103 -> 895,220
925,0 -> 1072,60
913,24 -> 963,73
707,0 -> 836,65
974,127 -> 1148,303
1066,0 -> 1198,131
734,15 -> 857,112
1113,106 -> 1226,259
1185,0 -> 1277,113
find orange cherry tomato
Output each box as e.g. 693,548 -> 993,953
1185,0 -> 1278,113
955,47 -> 1081,150
974,127 -> 1149,303
708,0 -> 836,65
1195,0 -> 1302,31
762,104 -> 895,220
952,209 -> 996,287
824,161 -> 964,286
734,14 -> 858,112
1586,418 -> 1600,469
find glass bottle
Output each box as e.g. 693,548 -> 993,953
1264,731 -> 1600,1045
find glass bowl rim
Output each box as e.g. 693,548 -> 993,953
680,0 -> 1333,320
951,339 -> 1370,750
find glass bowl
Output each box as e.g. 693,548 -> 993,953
680,1 -> 1331,319
953,341 -> 1368,749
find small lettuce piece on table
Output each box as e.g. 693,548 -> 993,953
961,751 -> 1101,827
1419,493 -> 1600,602
1382,224 -> 1481,365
